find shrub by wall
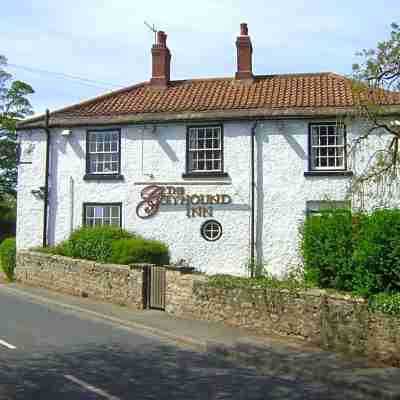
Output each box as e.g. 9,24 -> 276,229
300,208 -> 354,291
35,226 -> 170,266
110,238 -> 170,266
353,209 -> 400,296
0,237 -> 16,281
301,208 -> 400,297
67,226 -> 133,262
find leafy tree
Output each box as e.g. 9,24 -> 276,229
0,55 -> 34,200
351,23 -> 400,207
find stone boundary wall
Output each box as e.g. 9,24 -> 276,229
15,251 -> 400,365
168,282 -> 400,366
16,251 -> 146,309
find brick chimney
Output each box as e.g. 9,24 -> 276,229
151,31 -> 171,87
235,23 -> 253,81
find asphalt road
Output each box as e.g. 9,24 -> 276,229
0,289 -> 364,400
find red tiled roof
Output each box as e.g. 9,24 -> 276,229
18,73 -> 400,127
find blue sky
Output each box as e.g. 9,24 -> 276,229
2,0 -> 399,115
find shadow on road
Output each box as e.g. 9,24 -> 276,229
0,340 -> 347,400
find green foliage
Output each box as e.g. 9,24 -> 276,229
301,208 -> 400,298
34,240 -> 74,257
0,237 -> 16,281
110,238 -> 170,265
352,209 -> 400,296
0,55 -> 34,198
33,226 -> 170,266
369,292 -> 400,316
67,226 -> 132,262
0,194 -> 16,221
300,208 -> 354,291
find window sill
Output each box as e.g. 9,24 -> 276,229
182,172 -> 230,179
304,171 -> 353,177
83,174 -> 124,181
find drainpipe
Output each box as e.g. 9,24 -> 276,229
250,120 -> 258,278
42,109 -> 50,247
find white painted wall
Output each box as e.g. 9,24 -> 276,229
16,118 -> 397,276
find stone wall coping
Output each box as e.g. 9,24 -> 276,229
19,250 -> 148,273
19,250 -> 202,274
199,281 -> 366,303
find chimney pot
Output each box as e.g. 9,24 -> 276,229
235,23 -> 253,81
157,31 -> 167,47
240,23 -> 248,36
151,30 -> 171,87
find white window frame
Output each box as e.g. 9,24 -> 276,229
87,130 -> 120,175
187,126 -> 223,174
83,203 -> 121,227
309,123 -> 346,171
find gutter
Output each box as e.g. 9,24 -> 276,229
17,105 -> 394,130
250,121 -> 258,277
42,109 -> 50,247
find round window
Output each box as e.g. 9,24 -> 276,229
201,220 -> 223,242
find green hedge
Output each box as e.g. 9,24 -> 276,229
352,209 -> 400,296
35,226 -> 170,266
300,208 -> 354,291
67,226 -> 133,262
110,238 -> 170,265
0,237 -> 16,281
301,208 -> 400,297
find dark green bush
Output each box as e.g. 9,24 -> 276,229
68,226 -> 133,262
300,208 -> 354,291
352,209 -> 400,296
32,226 -> 170,266
0,237 -> 16,281
110,238 -> 170,265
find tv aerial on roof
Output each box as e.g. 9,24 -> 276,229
144,21 -> 158,44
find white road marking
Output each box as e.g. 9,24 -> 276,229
0,339 -> 16,349
64,374 -> 121,400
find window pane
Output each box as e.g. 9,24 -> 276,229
188,127 -> 223,172
103,207 -> 110,218
310,124 -> 346,171
88,131 -> 120,174
85,205 -> 120,227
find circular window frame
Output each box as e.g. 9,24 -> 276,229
201,220 -> 223,242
